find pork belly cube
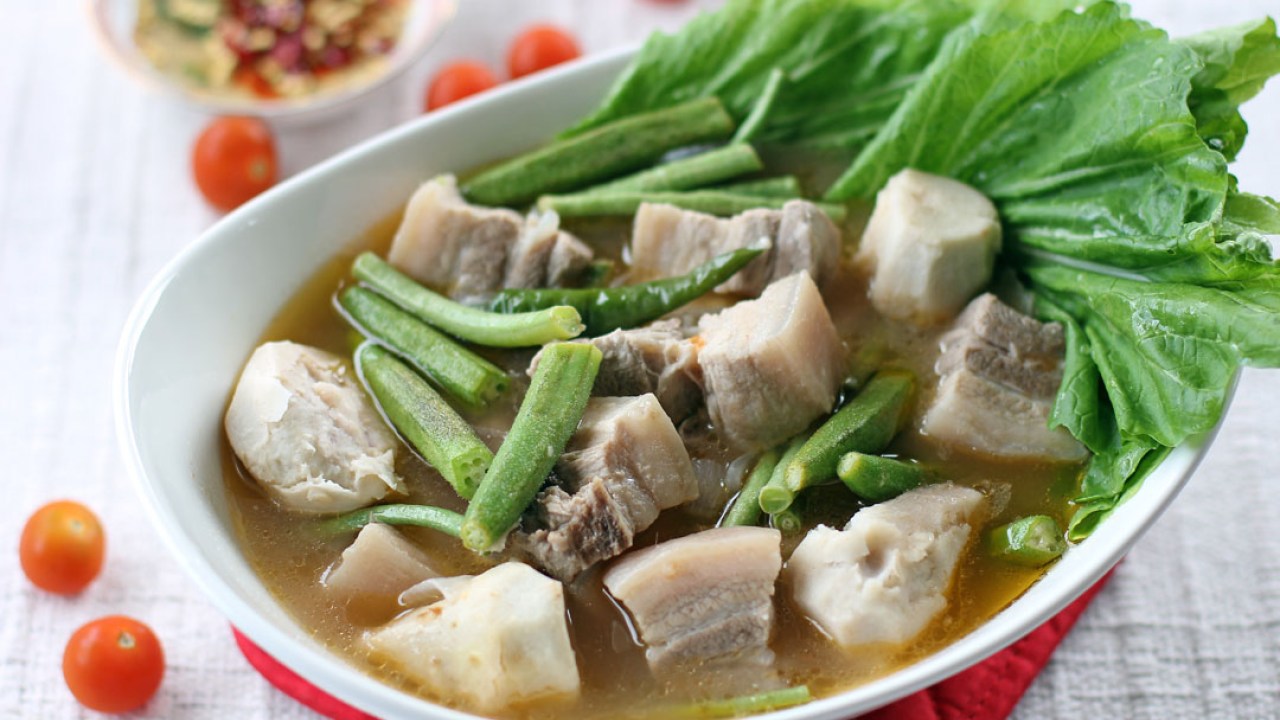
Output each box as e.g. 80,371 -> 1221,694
504,210 -> 593,289
224,341 -> 403,514
364,562 -> 580,712
697,272 -> 845,451
388,175 -> 523,299
519,395 -> 700,581
786,484 -> 985,647
603,527 -> 782,673
323,524 -> 438,602
529,320 -> 702,422
923,294 -> 1086,461
856,168 -> 1001,325
630,200 -> 841,296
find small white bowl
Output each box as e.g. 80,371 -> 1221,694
114,48 -> 1226,720
89,0 -> 456,125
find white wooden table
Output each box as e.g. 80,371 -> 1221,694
0,1 -> 1276,718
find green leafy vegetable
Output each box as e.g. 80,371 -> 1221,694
1180,17 -> 1280,160
563,0 -> 975,151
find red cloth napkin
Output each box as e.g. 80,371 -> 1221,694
233,570 -> 1113,720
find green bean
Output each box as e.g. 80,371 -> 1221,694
770,508 -> 804,535
758,434 -> 809,515
721,450 -> 780,527
671,685 -> 811,719
339,286 -> 509,407
837,452 -> 929,503
538,189 -> 847,223
489,245 -> 766,335
318,504 -> 464,538
352,253 -> 584,347
716,175 -> 802,198
783,370 -> 915,501
586,144 -> 762,194
357,344 -> 493,499
987,515 -> 1067,567
732,67 -> 786,144
463,98 -> 735,207
461,343 -> 602,552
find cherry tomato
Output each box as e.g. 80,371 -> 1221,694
192,116 -> 278,212
19,501 -> 105,595
424,60 -> 499,111
507,25 -> 581,79
63,616 -> 165,714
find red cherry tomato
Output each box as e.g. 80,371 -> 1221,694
19,501 -> 105,595
507,25 -> 581,79
63,616 -> 165,714
192,116 -> 278,212
425,60 -> 499,111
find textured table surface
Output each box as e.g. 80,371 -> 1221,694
0,0 -> 1276,718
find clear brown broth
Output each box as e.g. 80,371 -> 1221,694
223,207 -> 1083,719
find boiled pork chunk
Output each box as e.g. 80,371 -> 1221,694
856,169 -> 1001,325
923,294 -> 1086,461
224,341 -> 403,514
786,484 -> 985,647
529,320 -> 702,422
389,176 -> 592,299
697,272 -> 845,451
504,210 -> 594,289
519,395 -> 699,581
388,175 -> 523,299
603,527 -> 782,673
364,562 -> 580,712
630,200 -> 841,296
323,523 -> 437,602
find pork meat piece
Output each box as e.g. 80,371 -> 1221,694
224,341 -> 403,513
503,210 -> 593,289
630,200 -> 841,296
786,484 -> 986,647
529,320 -> 702,422
856,168 -> 1001,325
519,395 -> 700,581
696,272 -> 845,451
387,175 -> 523,299
323,523 -> 438,603
923,294 -> 1087,461
364,562 -> 580,712
603,527 -> 782,674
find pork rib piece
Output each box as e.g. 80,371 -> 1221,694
518,395 -> 699,581
630,200 -> 841,296
603,527 -> 782,674
696,272 -> 845,451
922,293 -> 1086,461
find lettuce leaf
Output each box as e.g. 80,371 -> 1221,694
563,0 -> 973,150
1180,17 -> 1280,160
825,3 -> 1228,244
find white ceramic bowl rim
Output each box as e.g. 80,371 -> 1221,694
114,46 -> 1228,720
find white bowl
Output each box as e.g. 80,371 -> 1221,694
89,0 -> 456,126
114,47 -> 1225,720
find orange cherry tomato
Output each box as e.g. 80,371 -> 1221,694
19,500 -> 105,595
507,25 -> 581,79
192,116 -> 278,212
63,616 -> 165,714
425,60 -> 499,111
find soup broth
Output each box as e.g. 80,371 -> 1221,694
223,207 -> 1082,719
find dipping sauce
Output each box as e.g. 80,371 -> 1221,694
134,0 -> 407,101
